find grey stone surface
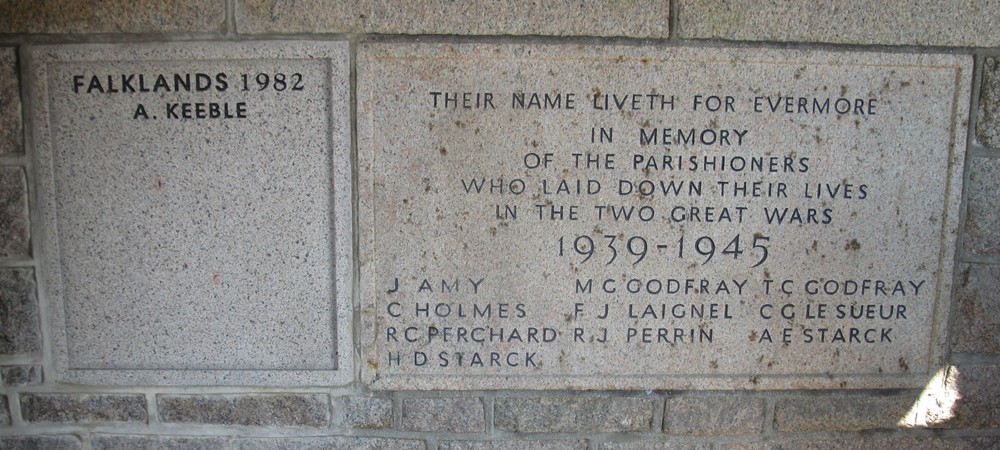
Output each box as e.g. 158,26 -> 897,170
241,437 -> 425,450
0,268 -> 40,354
91,435 -> 229,450
31,41 -> 353,386
601,444 -> 710,450
934,365 -> 1000,429
441,442 -> 587,450
0,166 -> 29,257
0,395 -> 8,426
773,393 -> 915,432
0,436 -> 83,450
237,0 -> 669,37
720,437 -> 998,450
0,48 -> 20,154
1,365 -> 42,385
157,393 -> 329,427
963,158 -> 1000,256
20,393 -> 147,424
980,58 -> 1000,149
359,44 -> 970,390
335,396 -> 393,429
677,0 -> 1000,47
495,397 -> 655,433
664,395 -> 764,435
953,264 -> 1000,353
401,397 -> 485,432
0,0 -> 222,33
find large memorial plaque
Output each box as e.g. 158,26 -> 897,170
33,42 -> 352,385
359,44 -> 970,390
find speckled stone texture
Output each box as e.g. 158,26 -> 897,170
952,264 -> 1000,353
678,0 -> 1000,47
601,444 -> 711,450
773,392 -> 917,431
0,167 -> 28,257
401,397 -> 485,432
935,365 -> 1000,429
31,41 -> 354,386
237,0 -> 669,37
0,268 -> 40,354
979,57 -> 1000,149
0,395 -> 8,425
156,394 -> 329,427
718,437 -> 1000,450
91,435 -> 230,450
0,436 -> 83,450
0,0 -> 222,33
20,393 -> 147,424
664,395 -> 764,435
1,365 -> 42,385
0,48 -> 20,154
359,44 -> 970,390
241,437 -> 426,450
963,158 -> 1000,256
494,397 -> 655,432
441,442 -> 588,450
335,396 -> 393,429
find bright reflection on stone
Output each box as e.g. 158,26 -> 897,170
901,365 -> 960,427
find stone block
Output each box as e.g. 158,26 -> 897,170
359,44 -> 970,390
677,0 -> 1000,47
31,41 -> 353,386
0,48 -> 21,154
336,396 -> 392,429
0,167 -> 29,257
0,268 -> 40,354
0,0 -> 223,33
963,158 -> 1000,256
664,395 -> 764,435
157,393 -> 329,427
494,397 -> 655,433
237,0 -> 668,37
91,435 -> 230,450
0,395 -> 8,426
1,365 -> 42,385
20,393 -> 147,424
441,442 -> 587,450
721,437 -> 1000,450
980,58 -> 1000,149
952,264 -> 1000,353
0,436 -> 82,450
773,393 -> 916,432
601,444 -> 710,450
935,365 -> 1000,429
401,397 -> 485,432
241,437 -> 425,450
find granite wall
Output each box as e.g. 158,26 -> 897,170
1,1 -> 999,449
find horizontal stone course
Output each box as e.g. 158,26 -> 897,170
664,395 -> 764,435
962,158 -> 1000,256
0,435 -> 83,450
440,441 -> 587,450
677,0 -> 1000,47
336,396 -> 392,429
0,166 -> 29,257
600,443 -> 711,450
157,394 -> 329,427
0,268 -> 40,354
980,57 -> 1000,149
237,0 -> 669,37
0,365 -> 41,385
241,437 -> 425,450
494,397 -> 656,433
719,436 -> 1000,450
0,0 -> 223,33
952,264 -> 1000,353
0,48 -> 20,154
91,435 -> 230,450
401,397 -> 485,432
773,393 -> 915,432
20,393 -> 147,424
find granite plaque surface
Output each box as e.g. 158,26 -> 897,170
32,42 -> 352,385
359,44 -> 970,390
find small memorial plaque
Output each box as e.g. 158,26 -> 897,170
359,44 -> 970,390
33,42 -> 352,385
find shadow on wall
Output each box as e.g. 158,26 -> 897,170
901,365 -> 998,429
